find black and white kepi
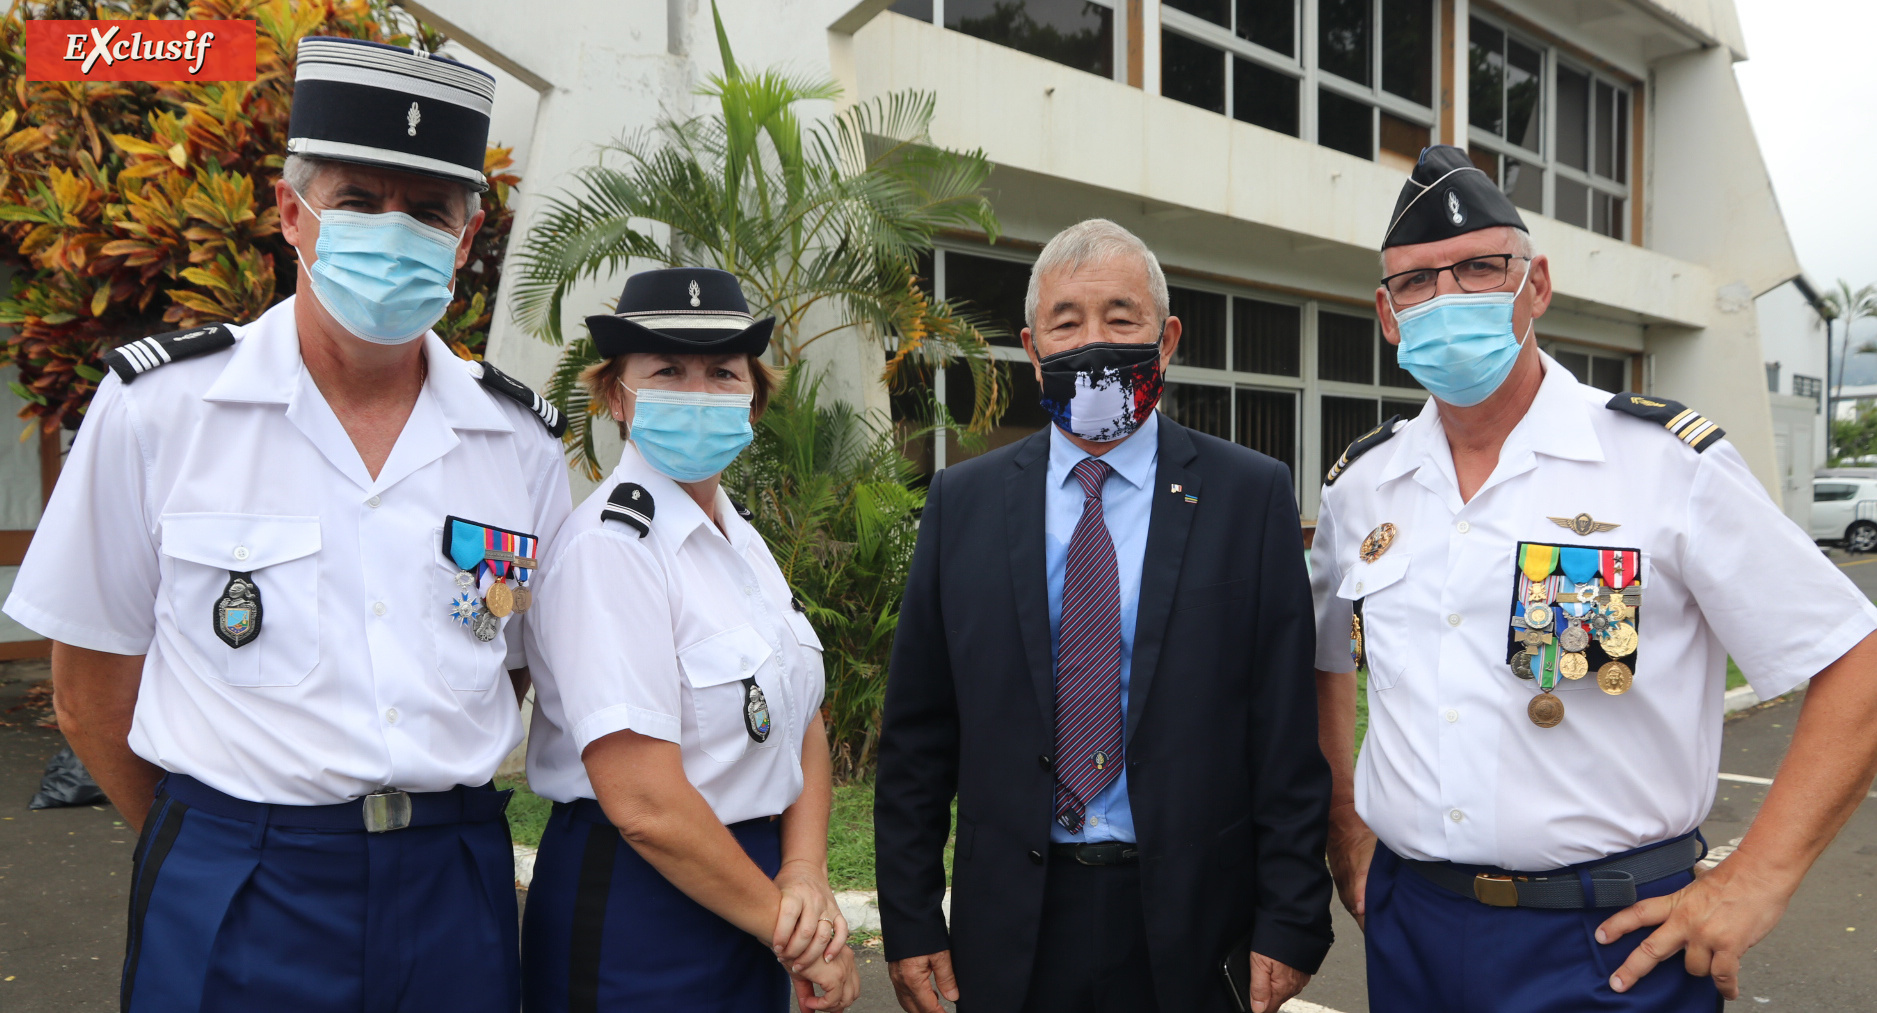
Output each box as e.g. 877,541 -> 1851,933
1383,144 -> 1528,249
586,268 -> 775,357
287,37 -> 494,190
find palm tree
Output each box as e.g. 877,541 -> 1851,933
1822,280 -> 1877,461
510,1 -> 1008,474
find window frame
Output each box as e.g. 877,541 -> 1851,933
898,0 -> 1130,84
1156,0 -> 1439,159
1466,12 -> 1634,241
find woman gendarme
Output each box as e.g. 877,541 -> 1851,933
520,268 -> 857,1012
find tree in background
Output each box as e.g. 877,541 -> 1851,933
0,0 -> 519,438
510,3 -> 1006,778
1822,279 -> 1877,460
1830,402 -> 1877,466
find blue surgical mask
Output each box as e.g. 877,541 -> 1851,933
1389,265 -> 1533,407
625,385 -> 755,483
295,188 -> 464,345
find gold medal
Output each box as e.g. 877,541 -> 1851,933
1349,612 -> 1365,669
1526,580 -> 1552,603
1559,651 -> 1588,679
511,584 -> 532,613
1524,604 -> 1552,629
485,579 -> 514,618
1597,661 -> 1633,695
1359,523 -> 1398,563
1528,692 -> 1564,727
1601,621 -> 1638,658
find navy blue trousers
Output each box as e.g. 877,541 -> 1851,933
122,777 -> 520,1013
1366,841 -> 1723,1013
521,800 -> 789,1013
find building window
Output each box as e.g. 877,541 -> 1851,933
1468,15 -> 1633,239
1794,374 -> 1823,411
895,0 -> 1122,81
1159,0 -> 1433,161
1548,344 -> 1629,393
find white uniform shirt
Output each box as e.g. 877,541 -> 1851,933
524,443 -> 826,825
2,297 -> 571,805
1311,353 -> 1877,870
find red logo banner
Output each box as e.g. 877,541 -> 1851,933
24,20 -> 256,82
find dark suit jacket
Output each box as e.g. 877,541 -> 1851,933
874,419 -> 1333,1013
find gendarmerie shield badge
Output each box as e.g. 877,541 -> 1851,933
214,571 -> 262,649
742,678 -> 772,743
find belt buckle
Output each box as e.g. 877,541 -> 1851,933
362,788 -> 412,833
1473,873 -> 1519,907
1074,844 -> 1103,866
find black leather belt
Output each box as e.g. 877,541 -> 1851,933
161,773 -> 511,833
1404,833 -> 1704,909
1049,841 -> 1140,866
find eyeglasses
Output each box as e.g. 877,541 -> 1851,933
1381,254 -> 1532,306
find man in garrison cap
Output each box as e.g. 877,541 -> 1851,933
3,37 -> 570,1012
1309,144 -> 1877,1011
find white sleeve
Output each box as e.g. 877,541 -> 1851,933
1682,442 -> 1877,699
528,528 -> 684,750
504,434 -> 573,671
2,375 -> 160,654
1311,490 -> 1356,673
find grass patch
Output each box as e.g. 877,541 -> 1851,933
1726,657 -> 1747,692
499,777 -> 551,848
1355,668 -> 1369,754
828,780 -> 953,892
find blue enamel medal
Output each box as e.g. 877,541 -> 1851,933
213,571 -> 261,648
742,678 -> 772,743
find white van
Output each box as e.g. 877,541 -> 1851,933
1811,476 -> 1877,551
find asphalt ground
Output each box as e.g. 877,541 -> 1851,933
4,546 -> 1875,1010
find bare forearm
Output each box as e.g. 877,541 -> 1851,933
586,731 -> 782,940
1315,668 -> 1362,823
1730,635 -> 1877,889
780,714 -> 833,874
51,642 -> 162,833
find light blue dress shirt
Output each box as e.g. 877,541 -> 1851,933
1045,411 -> 1158,844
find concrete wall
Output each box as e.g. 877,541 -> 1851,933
1757,280 -> 1827,468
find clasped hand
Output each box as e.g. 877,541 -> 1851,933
774,858 -> 859,1011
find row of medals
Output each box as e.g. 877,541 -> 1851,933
1511,580 -> 1640,728
453,570 -> 530,642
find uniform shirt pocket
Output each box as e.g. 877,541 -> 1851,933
1336,553 -> 1412,691
160,513 -> 320,687
432,529 -> 503,693
678,624 -> 776,763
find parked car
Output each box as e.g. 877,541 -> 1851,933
1811,476 -> 1877,551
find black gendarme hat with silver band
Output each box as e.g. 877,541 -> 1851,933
1383,144 -> 1528,249
288,37 -> 494,191
586,268 -> 775,357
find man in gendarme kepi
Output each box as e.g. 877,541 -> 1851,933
1311,144 -> 1877,1011
0,37 -> 569,1012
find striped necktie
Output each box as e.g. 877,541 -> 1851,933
1053,456 -> 1124,833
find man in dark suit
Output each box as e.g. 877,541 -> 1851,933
875,219 -> 1333,1013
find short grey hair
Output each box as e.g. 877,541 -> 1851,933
1024,219 -> 1170,329
1379,225 -> 1535,276
281,154 -> 478,223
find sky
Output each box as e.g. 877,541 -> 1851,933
1734,0 -> 1877,294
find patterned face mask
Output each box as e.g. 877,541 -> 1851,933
1037,340 -> 1164,443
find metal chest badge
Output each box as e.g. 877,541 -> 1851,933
213,571 -> 262,648
742,678 -> 772,743
1359,523 -> 1398,563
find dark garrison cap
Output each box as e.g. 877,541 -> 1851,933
587,268 -> 775,358
1383,144 -> 1528,249
288,37 -> 495,191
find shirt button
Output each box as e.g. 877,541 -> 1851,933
1444,708 -> 1459,723
740,657 -> 751,672
385,708 -> 399,725
1449,808 -> 1465,823
1447,613 -> 1463,627
745,585 -> 757,597
372,601 -> 387,616
1354,581 -> 1365,594
367,495 -> 382,509
1456,520 -> 1471,533
232,545 -> 250,561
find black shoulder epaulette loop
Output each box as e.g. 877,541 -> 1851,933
730,498 -> 754,521
1605,392 -> 1725,453
1324,415 -> 1404,486
600,483 -> 654,538
471,360 -> 566,437
101,324 -> 234,384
